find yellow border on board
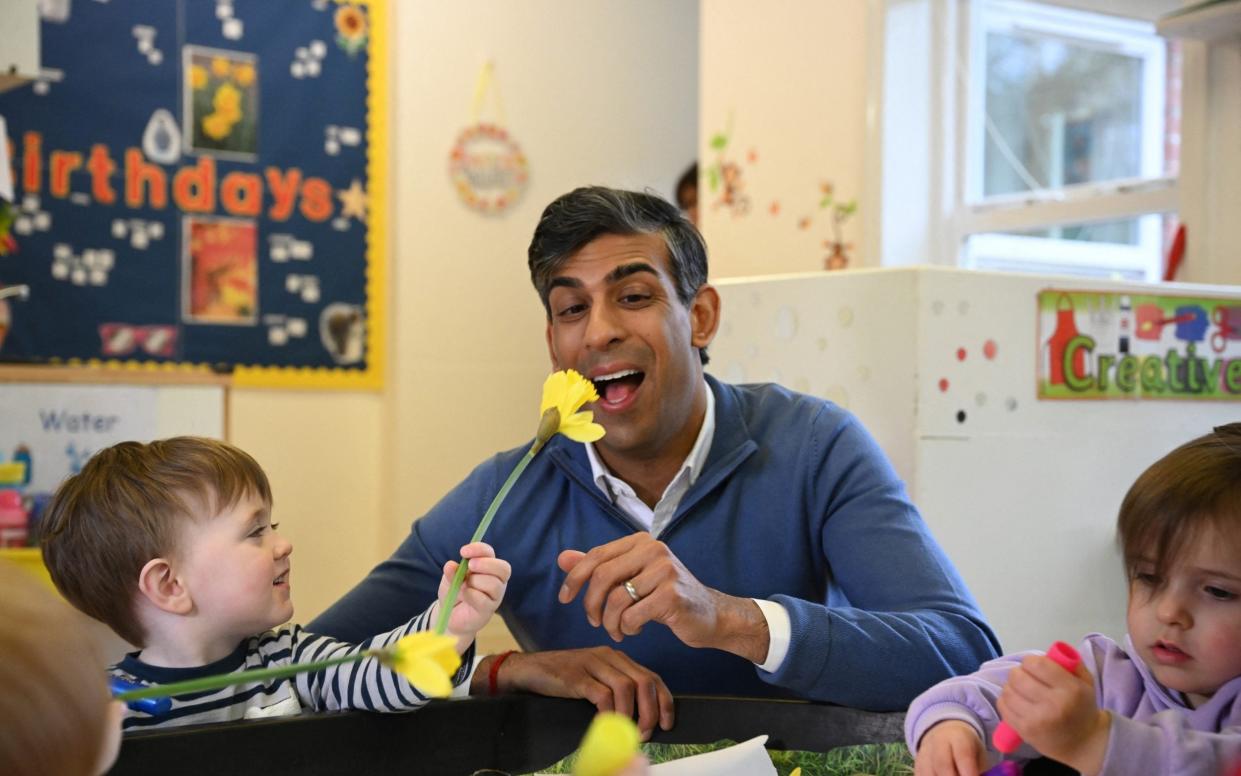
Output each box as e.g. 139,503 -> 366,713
233,0 -> 387,390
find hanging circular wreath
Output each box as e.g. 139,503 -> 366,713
448,123 -> 529,214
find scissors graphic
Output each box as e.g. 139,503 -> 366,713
1211,307 -> 1241,353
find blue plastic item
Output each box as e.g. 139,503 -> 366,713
109,675 -> 172,716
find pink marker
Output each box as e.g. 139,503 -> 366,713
993,641 -> 1083,755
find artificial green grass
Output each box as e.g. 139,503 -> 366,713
534,741 -> 914,775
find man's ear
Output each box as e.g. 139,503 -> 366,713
689,284 -> 721,350
137,557 -> 192,615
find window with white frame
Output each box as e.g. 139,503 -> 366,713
957,0 -> 1177,281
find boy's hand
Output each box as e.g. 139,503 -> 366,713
914,720 -> 986,776
996,656 -> 1110,775
438,542 -> 511,652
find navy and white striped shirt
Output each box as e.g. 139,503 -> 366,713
112,604 -> 473,730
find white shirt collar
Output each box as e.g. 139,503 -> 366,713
585,379 -> 715,502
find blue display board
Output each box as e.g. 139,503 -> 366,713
0,0 -> 385,388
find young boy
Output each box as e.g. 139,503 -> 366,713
40,436 -> 510,731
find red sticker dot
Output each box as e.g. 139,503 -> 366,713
956,347 -> 967,361
938,378 -> 949,392
983,339 -> 998,360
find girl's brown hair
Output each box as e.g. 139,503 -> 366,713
1117,423 -> 1241,585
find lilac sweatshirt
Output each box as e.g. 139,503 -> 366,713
905,633 -> 1241,775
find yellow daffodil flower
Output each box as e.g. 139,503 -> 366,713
213,83 -> 243,121
573,712 -> 641,776
539,369 -> 605,444
210,56 -> 231,78
434,370 -> 606,635
113,632 -> 463,706
190,64 -> 208,91
201,113 -> 233,140
378,632 -> 461,699
232,62 -> 256,87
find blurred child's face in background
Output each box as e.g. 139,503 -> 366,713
178,492 -> 293,648
1127,523 -> 1241,708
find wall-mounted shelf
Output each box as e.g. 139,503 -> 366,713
1158,0 -> 1241,41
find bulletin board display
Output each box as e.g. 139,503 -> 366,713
0,0 -> 388,389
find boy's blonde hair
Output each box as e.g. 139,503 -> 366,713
1118,423 -> 1241,585
0,561 -> 113,776
41,436 -> 272,646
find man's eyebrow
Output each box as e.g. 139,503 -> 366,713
547,262 -> 660,293
605,262 -> 659,284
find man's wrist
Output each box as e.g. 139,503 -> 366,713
711,593 -> 770,664
469,651 -> 523,695
469,654 -> 494,695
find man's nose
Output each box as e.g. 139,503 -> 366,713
584,303 -> 624,350
274,534 -> 293,559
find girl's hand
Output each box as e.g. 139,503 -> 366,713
996,656 -> 1110,774
914,720 -> 987,776
438,542 -> 511,652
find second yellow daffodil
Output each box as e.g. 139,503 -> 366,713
573,712 -> 641,776
378,632 -> 461,699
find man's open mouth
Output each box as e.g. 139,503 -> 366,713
591,369 -> 645,407
273,572 -> 288,586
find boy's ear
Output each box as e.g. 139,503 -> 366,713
137,557 -> 192,615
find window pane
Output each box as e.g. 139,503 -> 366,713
999,218 -> 1140,245
983,23 -> 1151,196
964,214 -> 1166,281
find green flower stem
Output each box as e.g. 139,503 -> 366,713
115,650 -> 376,702
434,437 -> 544,635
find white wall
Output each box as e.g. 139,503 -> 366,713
223,1 -> 698,629
700,1 -> 871,278
1178,37 -> 1241,286
387,0 -> 698,553
229,390 -> 385,623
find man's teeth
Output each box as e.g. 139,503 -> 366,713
594,368 -> 640,383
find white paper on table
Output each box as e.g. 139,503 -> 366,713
647,735 -> 776,776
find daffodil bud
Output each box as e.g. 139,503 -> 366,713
536,406 -> 561,444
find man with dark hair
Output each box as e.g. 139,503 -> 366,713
311,186 -> 999,740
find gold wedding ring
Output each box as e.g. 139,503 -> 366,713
623,579 -> 642,603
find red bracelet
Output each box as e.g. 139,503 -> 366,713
488,650 -> 517,697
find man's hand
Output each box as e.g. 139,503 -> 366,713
436,542 -> 511,653
471,647 -> 674,741
557,533 -> 770,663
914,720 -> 987,776
996,656 -> 1110,775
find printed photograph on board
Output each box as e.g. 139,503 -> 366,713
182,217 -> 258,325
183,46 -> 259,158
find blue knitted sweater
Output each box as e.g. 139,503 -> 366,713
310,376 -> 999,710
